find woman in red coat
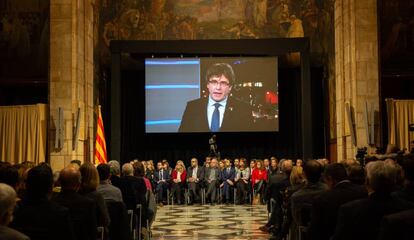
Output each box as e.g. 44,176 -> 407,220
251,159 -> 267,204
170,161 -> 187,204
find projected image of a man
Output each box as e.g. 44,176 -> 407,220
178,63 -> 253,132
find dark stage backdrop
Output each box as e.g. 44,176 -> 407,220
113,61 -> 325,166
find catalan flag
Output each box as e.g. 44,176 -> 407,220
95,105 -> 107,164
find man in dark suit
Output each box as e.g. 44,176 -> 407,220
52,167 -> 97,240
186,158 -> 204,204
331,161 -> 414,240
179,62 -> 253,132
220,159 -> 236,204
10,165 -> 75,240
204,157 -> 221,204
290,160 -> 327,227
308,163 -> 367,240
154,161 -> 170,205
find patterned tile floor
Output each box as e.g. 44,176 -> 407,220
151,204 -> 270,240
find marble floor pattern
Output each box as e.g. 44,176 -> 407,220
151,204 -> 270,240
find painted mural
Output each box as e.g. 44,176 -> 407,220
100,0 -> 334,63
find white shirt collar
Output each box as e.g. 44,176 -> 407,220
208,95 -> 228,107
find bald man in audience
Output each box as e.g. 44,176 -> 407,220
0,183 -> 29,240
53,167 -> 97,240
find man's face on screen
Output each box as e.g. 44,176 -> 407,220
207,75 -> 232,102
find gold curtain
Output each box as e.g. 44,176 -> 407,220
0,104 -> 47,164
386,99 -> 414,152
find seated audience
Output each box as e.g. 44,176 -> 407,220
268,157 -> 278,177
170,162 -> 186,204
0,164 -> 20,192
162,160 -> 172,176
97,164 -> 123,202
219,160 -> 225,171
332,161 -> 414,240
69,160 -> 82,169
154,161 -> 169,205
393,154 -> 414,203
251,159 -> 268,203
79,162 -> 110,231
220,159 -> 235,204
121,163 -> 147,210
309,163 -> 367,240
291,160 -> 327,226
205,157 -> 221,205
260,160 -> 293,233
52,167 -> 97,240
378,208 -> 414,240
134,161 -> 152,192
204,156 -> 211,168
0,183 -> 29,240
108,160 -> 123,190
249,160 -> 256,176
346,164 -> 365,185
234,158 -> 240,170
235,160 -> 250,204
10,165 -> 75,240
187,158 -> 204,204
264,158 -> 270,171
271,164 -> 305,239
145,161 -> 155,190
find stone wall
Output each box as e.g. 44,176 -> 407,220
49,0 -> 94,171
335,0 -> 379,161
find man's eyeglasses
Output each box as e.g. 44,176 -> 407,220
208,80 -> 230,87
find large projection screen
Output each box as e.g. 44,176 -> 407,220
145,57 -> 279,133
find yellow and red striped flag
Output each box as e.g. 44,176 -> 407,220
95,105 -> 107,164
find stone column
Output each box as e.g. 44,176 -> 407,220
335,0 -> 379,161
49,0 -> 95,171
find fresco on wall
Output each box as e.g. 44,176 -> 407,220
100,0 -> 334,64
98,0 -> 336,138
0,0 -> 49,78
379,0 -> 414,68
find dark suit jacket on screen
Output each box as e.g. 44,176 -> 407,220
178,97 -> 253,132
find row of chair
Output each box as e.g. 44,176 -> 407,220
159,187 -> 254,206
